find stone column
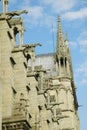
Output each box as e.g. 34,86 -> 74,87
58,59 -> 61,75
66,60 -> 70,75
63,58 -> 66,75
19,30 -> 23,47
2,0 -> 5,13
2,0 -> 8,14
4,0 -> 8,13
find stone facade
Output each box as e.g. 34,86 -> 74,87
0,1 -> 80,130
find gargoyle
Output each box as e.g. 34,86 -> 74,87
6,10 -> 28,19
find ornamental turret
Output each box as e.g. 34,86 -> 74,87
56,16 -> 71,77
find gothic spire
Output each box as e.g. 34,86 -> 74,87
55,16 -> 71,76
56,16 -> 64,55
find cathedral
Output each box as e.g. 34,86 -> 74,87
0,0 -> 80,130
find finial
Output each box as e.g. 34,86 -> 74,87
2,0 -> 9,14
65,32 -> 69,46
58,15 -> 60,22
57,15 -> 63,38
65,32 -> 68,41
56,15 -> 64,54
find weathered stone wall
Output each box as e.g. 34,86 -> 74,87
0,19 -> 15,118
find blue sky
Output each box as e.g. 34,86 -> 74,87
0,0 -> 87,129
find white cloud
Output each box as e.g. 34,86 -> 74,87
40,14 -> 56,28
76,62 -> 87,76
29,6 -> 43,20
79,79 -> 87,85
77,31 -> 87,52
79,40 -> 87,52
41,0 -> 76,13
17,0 -> 76,28
9,0 -> 30,5
9,0 -> 77,31
62,7 -> 87,21
19,2 -> 44,26
9,0 -> 18,5
69,31 -> 87,52
75,62 -> 87,86
69,41 -> 77,49
20,3 -> 57,29
77,31 -> 87,41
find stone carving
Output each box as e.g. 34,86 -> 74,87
6,10 -> 28,19
0,10 -> 28,20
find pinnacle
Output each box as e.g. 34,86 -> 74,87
56,15 -> 64,55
